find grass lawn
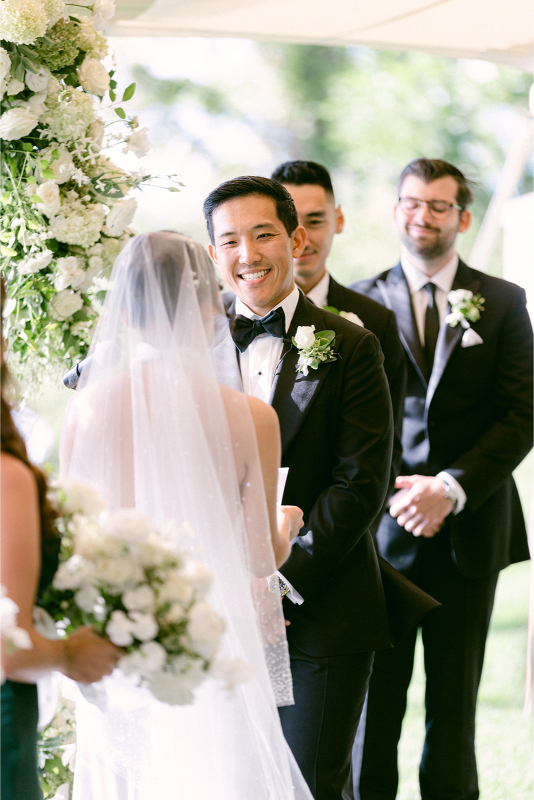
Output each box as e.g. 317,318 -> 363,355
397,560 -> 533,800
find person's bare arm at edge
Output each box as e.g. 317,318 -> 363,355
247,396 -> 303,568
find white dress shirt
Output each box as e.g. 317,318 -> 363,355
236,285 -> 300,405
305,270 -> 330,310
400,251 -> 466,514
236,285 -> 304,603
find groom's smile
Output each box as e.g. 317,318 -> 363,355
209,194 -> 306,317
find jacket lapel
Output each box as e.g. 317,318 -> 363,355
425,260 -> 481,409
270,292 -> 342,454
326,274 -> 345,310
377,264 -> 428,386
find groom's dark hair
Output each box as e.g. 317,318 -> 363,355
203,176 -> 299,244
271,160 -> 335,199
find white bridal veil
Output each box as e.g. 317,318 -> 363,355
60,231 -> 312,799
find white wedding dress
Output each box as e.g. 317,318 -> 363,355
60,232 -> 313,799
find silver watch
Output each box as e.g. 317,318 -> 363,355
441,479 -> 458,509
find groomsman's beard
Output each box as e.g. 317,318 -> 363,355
400,222 -> 459,261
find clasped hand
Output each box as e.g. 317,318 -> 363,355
389,475 -> 454,538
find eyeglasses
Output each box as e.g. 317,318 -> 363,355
398,197 -> 463,218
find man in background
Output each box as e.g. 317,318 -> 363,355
351,157 -> 533,800
271,160 -> 405,485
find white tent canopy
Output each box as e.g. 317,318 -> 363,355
111,0 -> 533,72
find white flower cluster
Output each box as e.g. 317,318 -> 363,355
48,191 -> 105,248
42,87 -> 95,143
42,481 -> 248,706
1,585 -> 33,682
0,0 -> 50,45
293,325 -> 338,376
445,289 -> 485,329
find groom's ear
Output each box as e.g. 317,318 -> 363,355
292,225 -> 307,258
209,243 -> 218,264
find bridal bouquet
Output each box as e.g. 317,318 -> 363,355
40,479 -> 250,705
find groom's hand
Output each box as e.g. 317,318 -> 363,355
389,475 -> 454,538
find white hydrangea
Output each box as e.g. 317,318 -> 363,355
92,0 -> 116,32
0,107 -> 38,140
18,249 -> 54,275
25,68 -> 49,93
0,47 -> 11,97
30,180 -> 61,217
36,143 -> 75,184
76,18 -> 108,60
42,0 -> 65,28
105,197 -> 137,237
0,0 -> 48,45
187,602 -> 225,660
48,196 -> 104,247
77,56 -> 110,96
49,288 -> 84,320
122,127 -> 150,158
42,88 -> 94,142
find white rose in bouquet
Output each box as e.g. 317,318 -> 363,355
87,118 -> 105,148
74,585 -> 100,613
70,262 -> 100,293
31,180 -> 61,218
0,0 -> 47,44
119,640 -> 166,678
25,68 -> 49,92
0,107 -> 38,140
0,47 -> 11,93
54,256 -> 84,291
102,508 -> 153,542
294,325 -> 316,350
105,197 -> 137,237
159,570 -> 194,606
163,603 -> 186,624
92,0 -> 116,32
122,585 -> 156,612
181,561 -> 213,598
18,249 -> 54,275
6,78 -> 25,96
77,56 -> 110,97
49,289 -> 84,320
36,144 -> 75,185
57,478 -> 106,518
128,611 -> 158,642
106,610 -> 134,647
53,554 -> 93,591
187,602 -> 225,660
122,127 -> 150,158
93,557 -> 144,592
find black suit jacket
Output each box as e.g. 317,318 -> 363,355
227,291 -> 394,656
326,275 -> 406,493
351,261 -> 533,578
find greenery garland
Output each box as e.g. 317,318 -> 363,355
0,0 -> 181,382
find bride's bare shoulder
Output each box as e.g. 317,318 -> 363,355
218,385 -> 279,434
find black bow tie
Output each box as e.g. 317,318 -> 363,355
231,307 -> 286,353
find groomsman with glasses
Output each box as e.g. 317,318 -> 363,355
351,158 -> 533,800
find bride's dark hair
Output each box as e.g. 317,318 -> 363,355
124,231 -> 219,329
1,278 -> 58,542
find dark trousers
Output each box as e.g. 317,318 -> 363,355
279,641 -> 374,800
354,531 -> 499,800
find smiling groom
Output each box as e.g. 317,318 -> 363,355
204,176 -> 394,800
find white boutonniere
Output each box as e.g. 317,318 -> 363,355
445,289 -> 485,348
323,305 -> 364,327
293,325 -> 337,376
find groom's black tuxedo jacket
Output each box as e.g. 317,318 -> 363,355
326,274 -> 406,495
227,291 -> 394,657
351,260 -> 533,578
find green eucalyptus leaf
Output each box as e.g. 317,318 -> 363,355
30,195 -> 44,203
110,79 -> 117,89
39,160 -> 49,170
22,142 -> 33,152
109,89 -> 116,101
26,175 -> 37,184
41,169 -> 55,180
122,83 -> 136,102
115,107 -> 126,119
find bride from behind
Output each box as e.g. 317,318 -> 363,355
60,231 -> 312,799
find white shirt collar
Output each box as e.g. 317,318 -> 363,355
401,251 -> 459,295
305,270 -> 330,309
235,284 -> 300,333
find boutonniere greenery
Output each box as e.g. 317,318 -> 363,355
445,289 -> 485,348
445,290 -> 485,328
323,306 -> 364,327
293,325 -> 337,376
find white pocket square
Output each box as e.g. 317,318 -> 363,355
461,328 -> 483,348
